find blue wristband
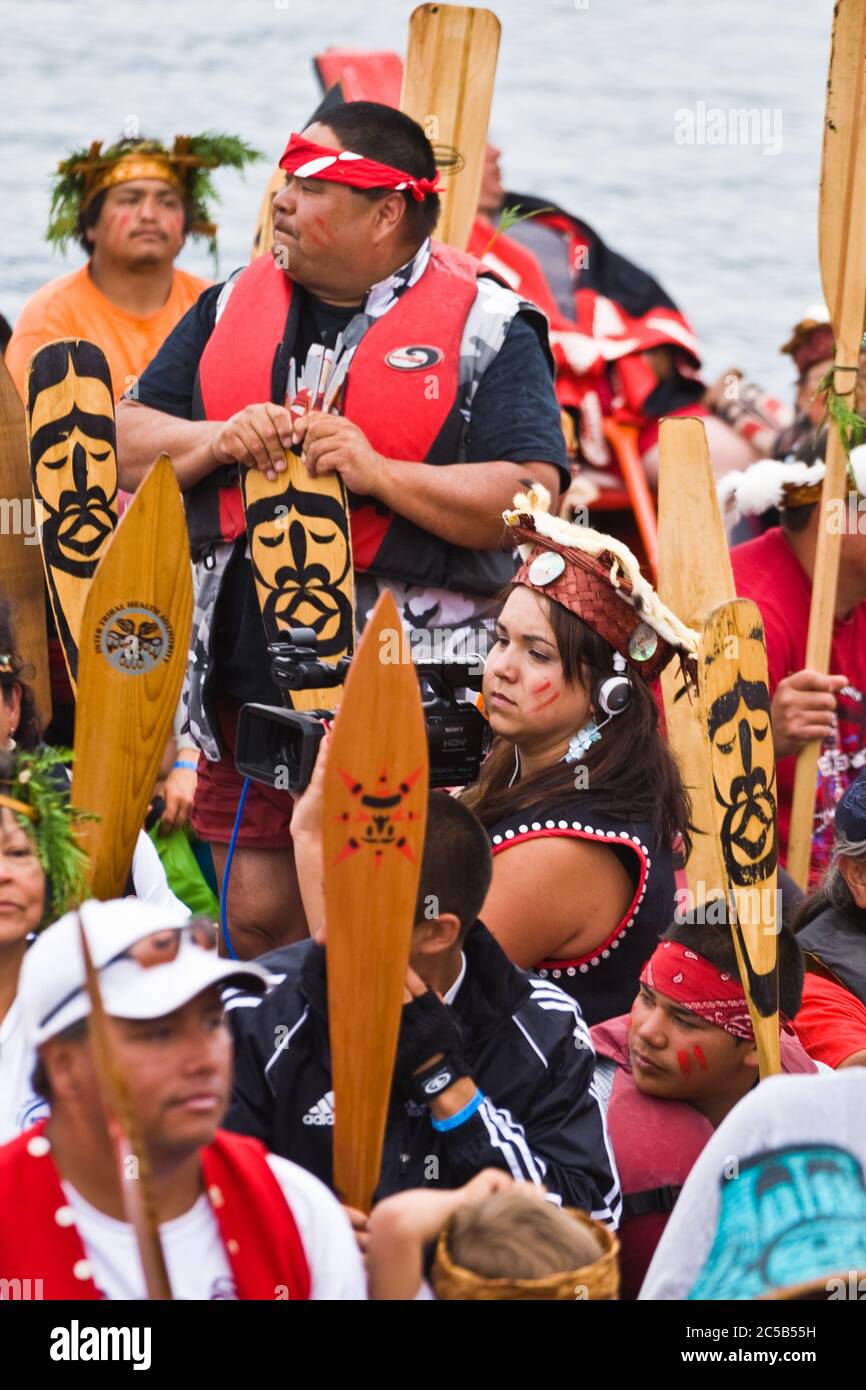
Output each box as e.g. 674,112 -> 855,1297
430,1089 -> 485,1132
173,759 -> 198,772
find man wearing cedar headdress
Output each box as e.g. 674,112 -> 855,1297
6,132 -> 260,402
116,101 -> 569,957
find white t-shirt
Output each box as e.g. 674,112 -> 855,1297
0,996 -> 48,1143
639,1069 -> 866,1300
61,1154 -> 366,1300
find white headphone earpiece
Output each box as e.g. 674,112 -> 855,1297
593,651 -> 633,719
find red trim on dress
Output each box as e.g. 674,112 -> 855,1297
490,826 -> 648,967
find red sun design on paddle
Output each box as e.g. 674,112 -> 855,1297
331,765 -> 424,865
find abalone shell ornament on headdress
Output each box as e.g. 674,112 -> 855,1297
504,486 -> 700,684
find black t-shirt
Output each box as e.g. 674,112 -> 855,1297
135,276 -> 568,706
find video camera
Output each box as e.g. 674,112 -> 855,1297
235,628 -> 489,794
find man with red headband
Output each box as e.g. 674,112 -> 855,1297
116,101 -> 568,957
589,915 -> 817,1299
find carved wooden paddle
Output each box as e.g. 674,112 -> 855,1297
324,590 -> 429,1211
71,456 -> 192,899
698,599 -> 781,1078
658,416 -> 735,903
788,0 -> 866,886
400,4 -> 501,250
25,339 -> 118,690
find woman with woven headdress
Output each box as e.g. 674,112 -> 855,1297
462,489 -> 696,1026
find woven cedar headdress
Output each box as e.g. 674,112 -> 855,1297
717,444 -> 866,523
0,746 -> 91,927
503,487 -> 700,684
48,132 -> 262,255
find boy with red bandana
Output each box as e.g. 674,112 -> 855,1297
589,916 -> 817,1299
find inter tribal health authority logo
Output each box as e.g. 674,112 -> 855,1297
94,603 -> 174,675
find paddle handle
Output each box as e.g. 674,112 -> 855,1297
786,424 -> 850,887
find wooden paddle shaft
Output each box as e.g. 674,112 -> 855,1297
787,0 -> 866,887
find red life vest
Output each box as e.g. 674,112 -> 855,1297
0,1121 -> 311,1300
591,1015 -> 818,1299
194,243 -> 482,573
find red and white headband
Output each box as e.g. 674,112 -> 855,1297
279,133 -> 441,203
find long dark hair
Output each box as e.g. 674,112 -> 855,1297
462,592 -> 692,855
0,596 -> 41,751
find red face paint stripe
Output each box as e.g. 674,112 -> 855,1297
676,1049 -> 691,1076
693,1045 -> 708,1071
533,692 -> 560,711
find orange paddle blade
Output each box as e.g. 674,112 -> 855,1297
324,590 -> 429,1211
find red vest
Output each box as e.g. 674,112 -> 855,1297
195,243 -> 482,571
591,1015 -> 818,1299
0,1121 -> 311,1301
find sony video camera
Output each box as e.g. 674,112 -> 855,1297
234,629 -> 489,793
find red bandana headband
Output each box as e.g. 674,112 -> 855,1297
279,133 -> 441,203
640,940 -> 756,1041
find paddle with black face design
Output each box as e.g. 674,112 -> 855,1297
698,598 -> 781,1079
25,339 -> 118,690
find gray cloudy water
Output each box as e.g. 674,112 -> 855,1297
2,0 -> 828,399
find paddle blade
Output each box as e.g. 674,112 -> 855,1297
658,417 -> 735,901
401,4 -> 501,249
819,0 -> 866,355
698,600 -> 781,1078
71,456 -> 192,900
324,590 -> 429,1211
0,355 -> 51,727
240,459 -> 354,711
25,339 -> 118,689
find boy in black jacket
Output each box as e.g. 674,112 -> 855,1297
225,788 -> 620,1226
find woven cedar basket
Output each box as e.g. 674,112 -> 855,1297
431,1207 -> 620,1301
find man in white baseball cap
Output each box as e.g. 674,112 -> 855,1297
0,898 -> 365,1300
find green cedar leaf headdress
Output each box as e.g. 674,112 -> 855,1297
0,747 -> 93,927
47,131 -> 263,257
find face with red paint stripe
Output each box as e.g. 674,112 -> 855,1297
627,981 -> 758,1120
271,122 -> 414,305
484,587 -> 591,763
88,180 -> 186,269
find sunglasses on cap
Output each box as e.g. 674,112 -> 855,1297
39,918 -> 218,1033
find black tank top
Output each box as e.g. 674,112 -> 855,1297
487,794 -> 675,1026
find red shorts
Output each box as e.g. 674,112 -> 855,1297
190,699 -> 294,849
